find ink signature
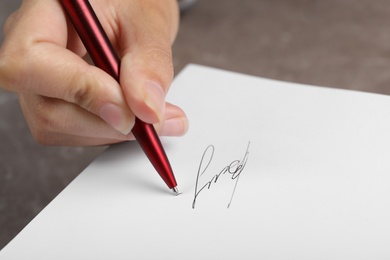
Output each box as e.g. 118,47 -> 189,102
192,142 -> 250,209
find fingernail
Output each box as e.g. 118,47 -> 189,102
160,117 -> 189,136
144,80 -> 166,121
99,103 -> 131,135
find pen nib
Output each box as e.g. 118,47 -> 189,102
172,187 -> 181,196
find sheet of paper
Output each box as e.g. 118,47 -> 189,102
1,64 -> 390,259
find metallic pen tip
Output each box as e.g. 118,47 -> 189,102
172,187 -> 181,196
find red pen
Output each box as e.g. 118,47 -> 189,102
60,0 -> 179,194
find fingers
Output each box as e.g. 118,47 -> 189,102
1,42 -> 134,135
117,0 -> 180,124
18,93 -> 133,142
27,131 -> 127,147
0,1 -> 133,136
19,93 -> 188,146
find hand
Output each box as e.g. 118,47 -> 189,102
0,0 -> 188,146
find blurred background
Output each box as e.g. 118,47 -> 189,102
2,0 -> 390,250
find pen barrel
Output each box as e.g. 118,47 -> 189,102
133,118 -> 177,188
60,0 -> 120,80
60,0 -> 177,189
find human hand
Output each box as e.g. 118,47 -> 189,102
0,0 -> 188,146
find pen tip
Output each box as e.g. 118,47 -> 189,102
172,187 -> 181,196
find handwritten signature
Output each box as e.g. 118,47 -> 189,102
192,142 -> 250,209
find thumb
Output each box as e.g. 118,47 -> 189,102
120,46 -> 173,124
118,0 -> 179,124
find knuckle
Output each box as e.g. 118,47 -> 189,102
66,68 -> 98,112
0,45 -> 31,92
37,102 -> 62,132
0,52 -> 16,91
25,97 -> 61,144
73,80 -> 93,107
29,113 -> 53,145
31,128 -> 58,146
0,16 -> 32,91
31,127 -> 51,145
3,11 -> 19,36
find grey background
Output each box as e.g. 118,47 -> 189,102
2,0 -> 390,250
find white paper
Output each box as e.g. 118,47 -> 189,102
1,64 -> 390,259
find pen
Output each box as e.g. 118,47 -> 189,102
60,0 -> 179,195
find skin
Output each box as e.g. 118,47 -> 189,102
0,0 -> 188,146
